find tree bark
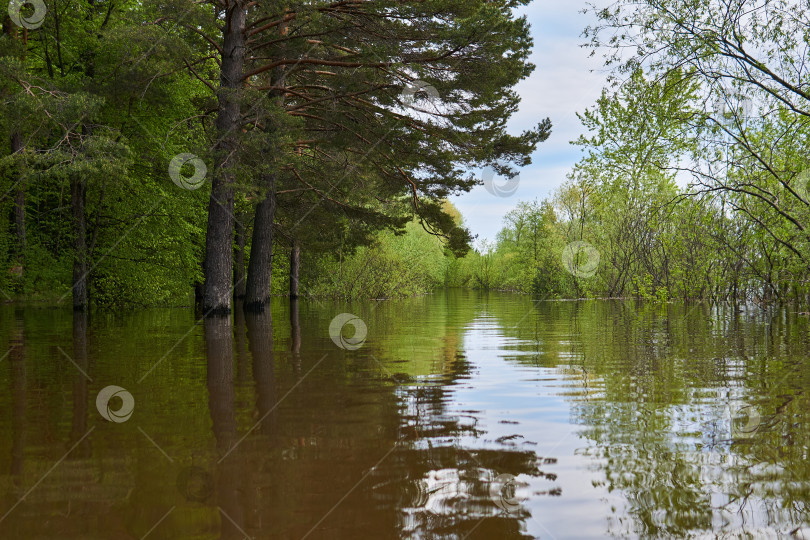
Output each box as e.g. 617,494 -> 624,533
203,1 -> 246,314
71,174 -> 89,310
244,174 -> 276,311
11,133 -> 25,264
244,16 -> 286,312
7,20 -> 25,270
233,212 -> 247,299
194,280 -> 204,305
289,239 -> 300,299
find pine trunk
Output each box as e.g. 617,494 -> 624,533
233,213 -> 247,299
289,239 -> 300,299
203,2 -> 246,314
11,133 -> 25,262
244,174 -> 276,311
71,175 -> 88,310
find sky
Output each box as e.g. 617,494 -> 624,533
453,1 -> 608,244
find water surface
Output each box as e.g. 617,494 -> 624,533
0,291 -> 809,538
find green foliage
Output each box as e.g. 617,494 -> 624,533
445,66 -> 810,308
578,0 -> 810,305
304,221 -> 451,299
1,0 -> 546,308
3,0 -> 810,309
0,0 -> 212,307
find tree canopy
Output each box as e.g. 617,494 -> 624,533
0,0 -> 548,310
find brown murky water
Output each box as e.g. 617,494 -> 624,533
0,291 -> 809,539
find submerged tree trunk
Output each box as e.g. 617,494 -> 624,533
204,316 -> 245,535
71,174 -> 89,310
203,2 -> 246,314
246,311 -> 276,436
290,298 -> 301,374
10,311 -> 26,481
71,310 -> 91,458
244,174 -> 276,311
290,298 -> 301,354
233,303 -> 249,381
289,239 -> 300,299
206,317 -> 236,449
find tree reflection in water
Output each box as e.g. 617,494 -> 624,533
0,295 -> 808,538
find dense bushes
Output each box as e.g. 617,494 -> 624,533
302,221 -> 450,299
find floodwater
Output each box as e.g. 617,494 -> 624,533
0,291 -> 809,539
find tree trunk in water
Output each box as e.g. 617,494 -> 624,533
205,317 -> 236,449
233,304 -> 249,381
10,310 -> 26,480
289,239 -> 300,299
290,299 -> 301,353
71,310 -> 91,458
244,174 -> 276,311
11,133 -> 25,264
204,316 -> 245,534
289,298 -> 301,374
244,16 -> 286,312
233,212 -> 247,299
203,2 -> 246,314
71,175 -> 88,310
246,311 -> 276,436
